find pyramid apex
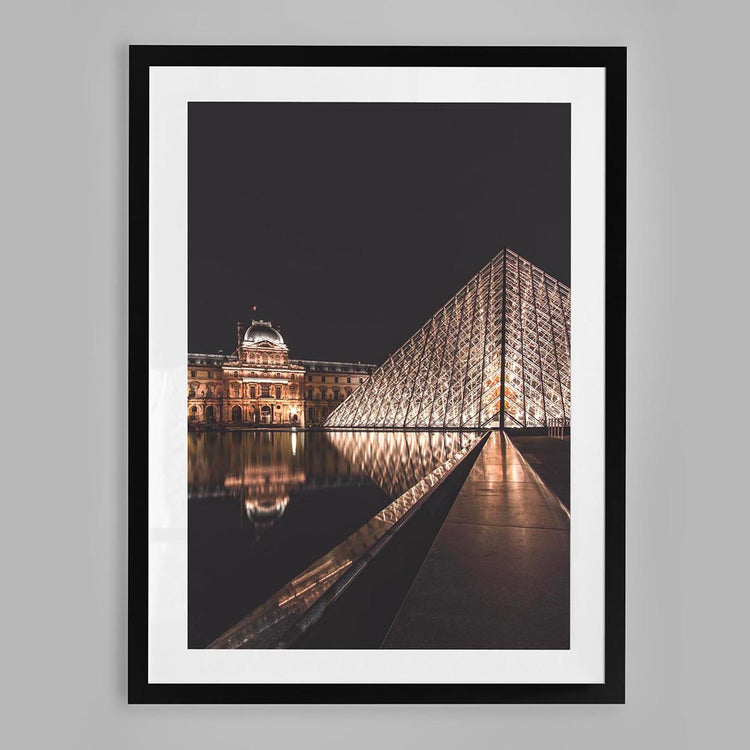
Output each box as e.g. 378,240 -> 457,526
326,250 -> 570,429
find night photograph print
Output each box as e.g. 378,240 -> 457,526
187,102 -> 571,650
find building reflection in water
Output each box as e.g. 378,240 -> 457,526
224,453 -> 301,530
189,430 -> 363,533
197,429 -> 484,649
188,430 -> 477,533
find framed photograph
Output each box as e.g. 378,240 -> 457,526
129,45 -> 625,703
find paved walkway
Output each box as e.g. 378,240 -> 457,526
382,431 -> 570,649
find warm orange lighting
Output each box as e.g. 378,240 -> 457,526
325,249 -> 570,429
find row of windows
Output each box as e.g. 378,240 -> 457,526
305,388 -> 350,401
190,371 -> 361,384
190,359 -> 373,374
190,369 -> 299,381
243,352 -> 288,365
189,358 -> 226,367
300,362 -> 373,373
235,384 -> 297,399
189,384 -> 291,399
189,405 -> 300,423
189,383 -> 351,401
306,375 -> 363,384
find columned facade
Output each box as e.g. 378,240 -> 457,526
188,319 -> 375,429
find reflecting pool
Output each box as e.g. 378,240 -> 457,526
188,429 -> 479,648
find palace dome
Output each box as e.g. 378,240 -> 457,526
244,320 -> 284,345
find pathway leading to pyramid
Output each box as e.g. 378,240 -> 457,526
382,431 -> 570,649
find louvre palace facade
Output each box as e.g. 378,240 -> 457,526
188,319 -> 375,429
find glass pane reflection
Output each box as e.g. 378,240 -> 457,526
188,430 -> 482,648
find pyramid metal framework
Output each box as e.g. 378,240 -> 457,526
325,249 -> 570,429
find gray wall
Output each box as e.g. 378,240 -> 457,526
2,1 -> 747,747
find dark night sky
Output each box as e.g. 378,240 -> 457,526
189,103 -> 570,364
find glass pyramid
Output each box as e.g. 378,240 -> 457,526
325,249 -> 571,429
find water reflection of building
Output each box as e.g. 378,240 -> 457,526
189,432 -> 305,531
187,430 -> 477,538
225,466 -> 302,529
189,431 -> 371,492
207,431 -> 482,649
188,319 -> 375,428
188,431 -> 375,532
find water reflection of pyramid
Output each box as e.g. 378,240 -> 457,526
325,249 -> 570,429
325,431 -> 478,499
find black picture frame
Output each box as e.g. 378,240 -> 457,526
129,45 -> 625,704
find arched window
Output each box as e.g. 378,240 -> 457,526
231,405 -> 242,422
205,406 -> 216,422
189,406 -> 198,421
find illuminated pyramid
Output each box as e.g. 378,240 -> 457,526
325,249 -> 570,429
